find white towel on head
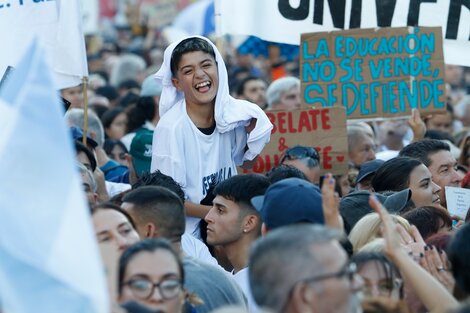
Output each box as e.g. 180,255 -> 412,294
154,35 -> 272,161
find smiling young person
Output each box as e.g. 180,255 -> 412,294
150,36 -> 272,236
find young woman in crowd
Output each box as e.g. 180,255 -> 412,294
372,156 -> 441,208
102,108 -> 128,140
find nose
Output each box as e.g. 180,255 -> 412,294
149,286 -> 164,303
195,66 -> 206,78
116,235 -> 128,251
451,168 -> 463,185
367,149 -> 376,161
204,207 -> 215,223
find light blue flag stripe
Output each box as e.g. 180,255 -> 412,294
0,40 -> 108,313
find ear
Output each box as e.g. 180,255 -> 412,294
171,77 -> 182,92
242,214 -> 259,233
144,223 -> 158,238
290,283 -> 316,313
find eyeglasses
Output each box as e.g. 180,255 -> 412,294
280,146 -> 320,164
283,262 -> 357,310
123,277 -> 183,300
300,262 -> 357,285
362,278 -> 402,297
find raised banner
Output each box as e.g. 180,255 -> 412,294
243,106 -> 348,175
301,26 -> 446,119
0,0 -> 88,89
219,0 -> 470,67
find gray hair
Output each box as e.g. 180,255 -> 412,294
77,162 -> 97,193
65,108 -> 105,146
249,224 -> 341,311
347,124 -> 374,152
109,54 -> 146,87
266,77 -> 300,108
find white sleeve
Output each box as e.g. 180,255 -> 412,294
150,124 -> 187,188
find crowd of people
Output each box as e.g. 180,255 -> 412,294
55,6 -> 470,313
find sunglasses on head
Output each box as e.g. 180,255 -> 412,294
281,146 -> 320,163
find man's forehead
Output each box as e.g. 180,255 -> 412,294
428,150 -> 455,167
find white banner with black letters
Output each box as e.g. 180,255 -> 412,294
219,0 -> 470,66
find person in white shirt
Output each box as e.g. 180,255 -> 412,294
150,36 -> 272,236
205,174 -> 270,312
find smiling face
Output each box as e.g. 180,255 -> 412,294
171,51 -> 219,108
408,164 -> 441,207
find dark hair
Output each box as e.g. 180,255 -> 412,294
122,186 -> 185,241
101,108 -> 126,130
75,140 -> 97,172
119,91 -> 140,108
372,157 -> 422,192
425,232 -> 452,251
170,37 -> 216,77
132,170 -> 185,202
402,206 -> 452,240
424,129 -> 455,143
92,202 -> 137,229
448,223 -> 470,295
96,85 -> 119,102
236,76 -> 263,96
118,239 -> 184,295
266,164 -> 308,184
118,79 -> 140,91
103,139 -> 129,158
125,97 -> 155,133
399,139 -> 450,167
351,252 -> 403,299
213,174 -> 270,212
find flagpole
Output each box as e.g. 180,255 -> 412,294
82,76 -> 89,146
214,0 -> 224,54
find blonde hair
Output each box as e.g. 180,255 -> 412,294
349,213 -> 411,253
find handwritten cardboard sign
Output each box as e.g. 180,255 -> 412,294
300,27 -> 446,119
445,186 -> 470,220
243,106 -> 348,176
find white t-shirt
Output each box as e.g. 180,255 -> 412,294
233,267 -> 260,313
181,233 -> 219,267
151,100 -> 245,234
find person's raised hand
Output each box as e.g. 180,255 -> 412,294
369,195 -> 404,260
419,245 -> 455,292
408,109 -> 426,142
321,173 -> 343,231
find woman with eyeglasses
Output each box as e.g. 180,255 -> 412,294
119,239 -> 187,313
352,252 -> 411,313
351,252 -> 403,299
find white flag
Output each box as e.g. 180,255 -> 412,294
0,39 -> 108,313
0,0 -> 88,89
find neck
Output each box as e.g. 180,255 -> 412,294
186,101 -> 215,128
224,236 -> 254,274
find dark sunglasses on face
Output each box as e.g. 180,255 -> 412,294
281,146 -> 320,164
